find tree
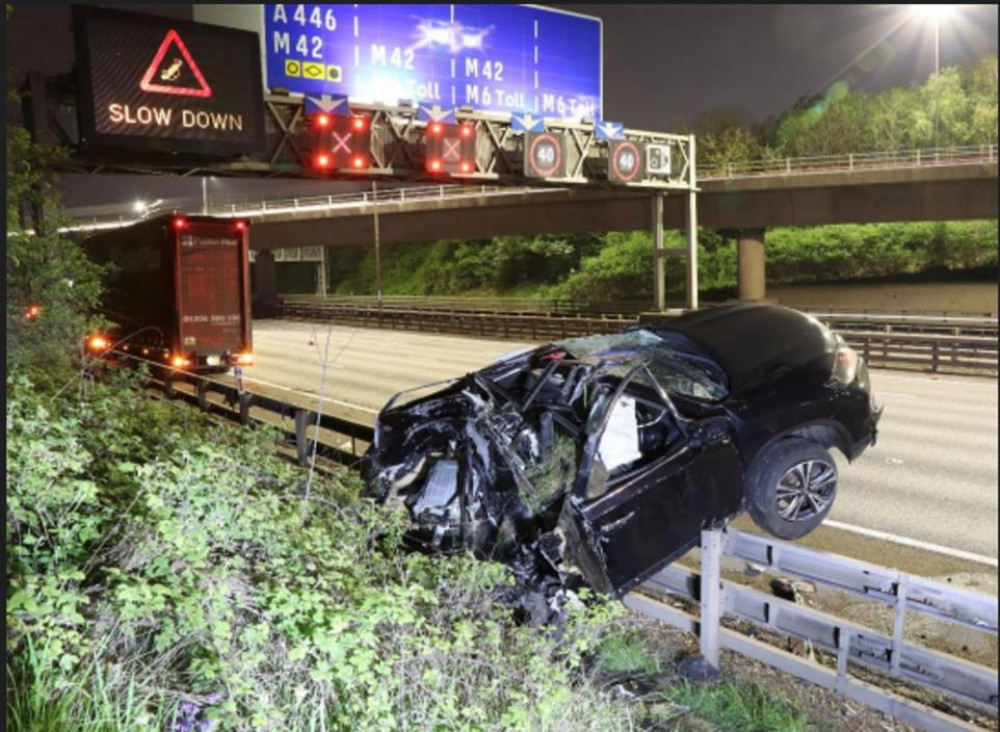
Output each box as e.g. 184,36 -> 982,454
965,54 -> 999,145
6,76 -> 106,385
918,67 -> 972,147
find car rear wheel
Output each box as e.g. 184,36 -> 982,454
747,438 -> 838,540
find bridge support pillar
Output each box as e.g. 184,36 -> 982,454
652,193 -> 665,311
737,228 -> 766,302
254,251 -> 278,318
316,247 -> 327,298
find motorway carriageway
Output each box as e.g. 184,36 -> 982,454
228,320 -> 998,588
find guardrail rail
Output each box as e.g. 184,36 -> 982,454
627,527 -> 998,732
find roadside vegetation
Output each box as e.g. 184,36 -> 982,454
5,65 -> 834,731
322,220 -> 998,303
317,56 -> 998,303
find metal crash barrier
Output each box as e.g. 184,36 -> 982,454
278,302 -> 999,375
627,527 -> 999,732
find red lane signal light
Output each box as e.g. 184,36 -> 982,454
425,123 -> 476,174
235,220 -> 247,231
307,114 -> 372,171
173,216 -> 187,230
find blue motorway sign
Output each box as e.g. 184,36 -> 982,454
262,4 -> 602,120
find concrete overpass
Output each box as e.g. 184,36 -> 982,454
241,156 -> 997,302
64,148 -> 998,304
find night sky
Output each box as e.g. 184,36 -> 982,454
5,3 -> 998,212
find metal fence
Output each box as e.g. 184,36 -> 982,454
699,145 -> 997,180
277,302 -> 999,375
627,528 -> 998,732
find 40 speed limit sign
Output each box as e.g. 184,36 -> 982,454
524,132 -> 567,179
607,140 -> 644,183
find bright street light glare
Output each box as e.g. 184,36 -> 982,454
132,200 -> 147,213
912,5 -> 957,22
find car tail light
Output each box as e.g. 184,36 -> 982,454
24,304 -> 42,321
235,352 -> 254,366
171,354 -> 191,369
831,336 -> 860,386
173,216 -> 187,230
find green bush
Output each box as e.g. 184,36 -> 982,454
6,372 -> 634,731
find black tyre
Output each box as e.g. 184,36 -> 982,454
746,438 -> 838,540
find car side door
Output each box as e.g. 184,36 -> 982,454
559,367 -> 743,596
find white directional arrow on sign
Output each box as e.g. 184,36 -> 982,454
304,94 -> 348,114
511,112 -> 545,132
595,120 -> 624,140
417,104 -> 456,123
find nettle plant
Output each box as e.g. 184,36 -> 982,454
6,373 -> 633,731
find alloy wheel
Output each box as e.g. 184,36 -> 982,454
775,459 -> 837,522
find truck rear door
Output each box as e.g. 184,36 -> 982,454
177,226 -> 245,360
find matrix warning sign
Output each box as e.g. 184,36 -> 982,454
73,6 -> 264,157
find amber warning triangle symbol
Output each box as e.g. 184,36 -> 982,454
139,29 -> 212,98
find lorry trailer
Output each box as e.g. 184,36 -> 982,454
82,214 -> 252,373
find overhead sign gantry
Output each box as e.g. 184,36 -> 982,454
30,5 -> 699,309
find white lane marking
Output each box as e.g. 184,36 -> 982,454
875,391 -> 917,399
825,519 -> 998,568
241,376 -> 380,414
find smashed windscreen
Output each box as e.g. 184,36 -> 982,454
555,329 -> 729,401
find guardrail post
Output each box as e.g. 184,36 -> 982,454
197,379 -> 209,411
785,157 -> 791,174
238,393 -> 252,425
932,341 -> 940,373
835,628 -> 852,695
163,371 -> 174,397
700,527 -> 724,672
294,409 -> 309,466
891,577 -> 907,676
848,153 -> 854,171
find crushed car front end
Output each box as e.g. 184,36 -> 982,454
363,330 -> 745,607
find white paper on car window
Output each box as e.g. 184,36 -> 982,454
598,396 -> 643,471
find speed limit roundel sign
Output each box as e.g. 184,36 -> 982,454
526,132 -> 564,178
608,140 -> 643,183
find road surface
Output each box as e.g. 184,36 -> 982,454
240,320 -> 998,564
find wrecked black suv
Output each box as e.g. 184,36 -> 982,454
363,304 -> 881,600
